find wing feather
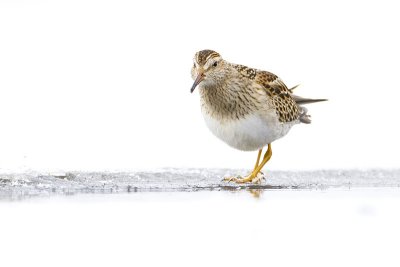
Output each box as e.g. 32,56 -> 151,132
255,71 -> 300,123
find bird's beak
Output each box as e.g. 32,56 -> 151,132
190,72 -> 205,93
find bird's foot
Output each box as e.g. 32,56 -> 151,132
223,172 -> 265,184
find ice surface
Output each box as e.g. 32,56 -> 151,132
1,168 -> 399,200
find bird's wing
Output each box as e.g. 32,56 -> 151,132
255,71 -> 300,123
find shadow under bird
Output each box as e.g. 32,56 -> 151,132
190,49 -> 326,183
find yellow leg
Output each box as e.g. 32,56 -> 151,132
223,148 -> 262,183
253,149 -> 262,172
252,144 -> 272,176
223,144 -> 272,184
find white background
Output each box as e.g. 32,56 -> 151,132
2,189 -> 400,267
1,0 -> 399,172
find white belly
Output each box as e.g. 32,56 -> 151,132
202,111 -> 296,151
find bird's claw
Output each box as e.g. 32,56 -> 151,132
222,176 -> 240,183
222,172 -> 266,184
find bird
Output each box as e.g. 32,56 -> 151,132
190,49 -> 326,184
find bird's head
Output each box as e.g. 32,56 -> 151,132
190,49 -> 227,93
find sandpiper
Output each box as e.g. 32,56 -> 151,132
190,49 -> 326,184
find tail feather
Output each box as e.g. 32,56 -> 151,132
292,94 -> 328,105
288,85 -> 327,123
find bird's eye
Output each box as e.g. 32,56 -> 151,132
193,63 -> 196,68
213,62 -> 218,67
